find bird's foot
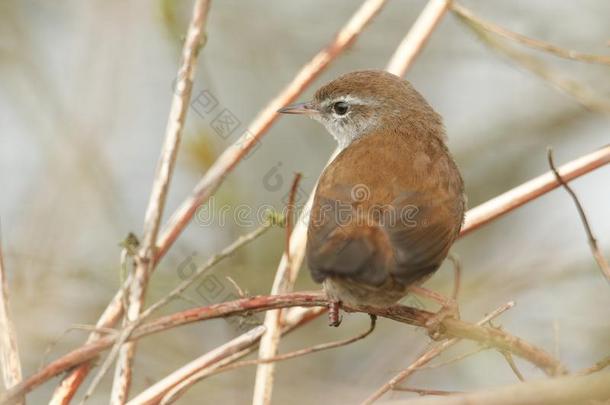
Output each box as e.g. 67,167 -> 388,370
425,298 -> 459,340
328,300 -> 343,327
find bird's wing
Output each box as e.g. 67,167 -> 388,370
307,190 -> 458,287
306,132 -> 463,287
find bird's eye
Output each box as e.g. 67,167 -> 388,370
332,101 -> 349,115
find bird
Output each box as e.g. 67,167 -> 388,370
278,70 -> 465,326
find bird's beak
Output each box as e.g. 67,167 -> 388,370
277,101 -> 319,115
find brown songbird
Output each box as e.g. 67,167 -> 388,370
278,70 -> 465,326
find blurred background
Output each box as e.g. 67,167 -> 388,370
0,0 -> 609,403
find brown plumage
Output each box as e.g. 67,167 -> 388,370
279,70 -> 465,315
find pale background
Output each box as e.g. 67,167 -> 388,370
0,1 -> 609,403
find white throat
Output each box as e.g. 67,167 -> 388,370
313,95 -> 379,150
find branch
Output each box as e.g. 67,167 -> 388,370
130,307 -> 326,405
396,372 -> 610,405
385,0 -> 452,76
156,316 -> 376,404
125,325 -> 267,405
577,355 -> 610,376
461,145 -> 610,236
82,210 -> 268,405
393,387 -> 461,396
285,173 -> 303,260
361,301 -> 517,404
3,292 -> 566,403
500,351 -> 525,382
547,148 -> 610,282
0,223 -> 23,405
107,1 -> 212,404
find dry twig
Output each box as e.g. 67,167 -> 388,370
361,301 -> 516,404
577,355 -> 610,376
547,147 -> 610,282
453,7 -> 610,114
79,218 -> 271,405
158,316 -> 376,404
285,173 -> 303,261
385,0 -> 452,76
462,145 -> 610,236
419,345 -> 488,370
126,326 -> 267,405
2,293 -> 566,403
395,371 -> 610,405
501,351 -> 526,382
451,3 -> 610,66
98,1 -> 212,403
393,386 -> 462,396
0,224 -> 23,405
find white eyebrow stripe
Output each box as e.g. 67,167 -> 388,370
321,95 -> 378,108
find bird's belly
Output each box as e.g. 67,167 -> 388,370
324,277 -> 409,308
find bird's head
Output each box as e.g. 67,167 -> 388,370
278,70 -> 444,149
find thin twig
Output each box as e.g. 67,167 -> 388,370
361,301 -> 516,405
451,3 -> 610,66
393,371 -> 610,405
103,1 -> 213,403
285,173 -> 303,261
142,221 -> 273,320
4,294 -> 567,403
129,308 -> 325,405
501,351 -> 525,382
0,222 -> 24,405
218,315 -> 375,374
40,325 -> 117,372
225,276 -> 246,298
253,156 -> 336,405
80,324 -> 140,405
51,278 -> 131,404
576,355 -> 610,376
419,345 -> 488,370
79,220 -> 270,405
131,307 -> 327,405
385,0 -> 452,76
547,147 -> 610,282
447,253 -> 461,300
453,9 -> 610,114
126,326 -> 267,405
159,316 -> 377,404
393,386 -> 462,396
462,145 -> 610,236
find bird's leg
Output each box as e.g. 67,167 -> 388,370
407,285 -> 459,339
328,300 -> 343,327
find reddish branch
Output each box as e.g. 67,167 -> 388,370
2,292 -> 566,403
